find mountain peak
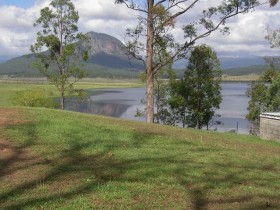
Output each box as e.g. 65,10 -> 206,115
86,31 -> 126,57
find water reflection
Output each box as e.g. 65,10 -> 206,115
66,83 -> 251,134
66,100 -> 130,117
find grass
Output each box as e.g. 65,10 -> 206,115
222,74 -> 260,82
1,107 -> 280,209
0,78 -> 144,107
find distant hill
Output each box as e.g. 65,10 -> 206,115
0,54 -> 37,76
173,56 -> 268,77
173,55 -> 266,70
219,56 -> 266,69
0,31 -> 143,78
0,31 -> 276,78
222,65 -> 268,76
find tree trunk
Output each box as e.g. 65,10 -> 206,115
61,88 -> 65,110
146,0 -> 154,123
196,120 -> 199,129
146,73 -> 154,123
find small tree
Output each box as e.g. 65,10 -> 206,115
246,62 -> 280,134
247,27 -> 280,134
169,45 -> 222,129
31,0 -> 89,110
168,70 -> 190,128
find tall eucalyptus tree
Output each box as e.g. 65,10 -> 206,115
115,0 -> 262,123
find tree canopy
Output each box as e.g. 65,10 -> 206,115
169,44 -> 222,129
115,0 -> 264,123
247,27 -> 280,134
31,0 -> 89,110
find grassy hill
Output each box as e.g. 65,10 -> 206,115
0,104 -> 279,208
222,65 -> 268,76
0,55 -> 141,79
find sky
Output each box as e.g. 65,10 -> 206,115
0,0 -> 34,8
0,0 -> 279,61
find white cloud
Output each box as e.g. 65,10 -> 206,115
192,3 -> 280,57
0,0 -> 279,60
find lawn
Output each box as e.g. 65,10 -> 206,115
0,108 -> 279,209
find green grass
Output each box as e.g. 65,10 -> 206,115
0,79 -> 144,107
1,108 -> 280,209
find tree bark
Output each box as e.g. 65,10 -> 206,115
61,88 -> 65,110
146,0 -> 154,123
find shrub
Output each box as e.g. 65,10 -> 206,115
13,89 -> 57,108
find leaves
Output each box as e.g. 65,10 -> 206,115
115,0 -> 261,122
247,25 -> 280,134
269,0 -> 279,7
169,45 -> 222,129
31,0 -> 89,109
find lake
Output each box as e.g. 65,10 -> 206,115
67,82 -> 251,134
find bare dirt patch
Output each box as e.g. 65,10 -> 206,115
0,109 -> 25,161
0,108 -> 24,126
0,109 -> 51,209
0,109 -> 45,186
0,108 -> 42,162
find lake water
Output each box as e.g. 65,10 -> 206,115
67,82 -> 251,134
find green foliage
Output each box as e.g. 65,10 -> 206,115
153,69 -> 173,125
12,89 -> 57,108
246,81 -> 267,134
169,45 -> 222,129
269,0 -> 279,6
168,69 -> 189,127
266,27 -> 280,48
246,70 -> 280,134
116,0 -> 260,122
31,0 -> 89,109
247,27 -> 280,135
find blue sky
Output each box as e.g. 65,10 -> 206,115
0,0 -> 34,8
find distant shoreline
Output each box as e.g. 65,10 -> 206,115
0,74 -> 259,84
222,74 -> 259,82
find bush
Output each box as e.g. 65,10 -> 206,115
13,89 -> 57,108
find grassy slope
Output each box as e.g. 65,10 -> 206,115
1,108 -> 280,209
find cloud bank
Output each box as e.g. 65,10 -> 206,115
0,0 -> 279,59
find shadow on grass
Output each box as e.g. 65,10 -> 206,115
0,123 -> 39,178
0,120 -> 280,209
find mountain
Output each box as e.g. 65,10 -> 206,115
85,32 -> 143,69
219,56 -> 266,69
173,55 -> 268,76
0,31 -> 274,78
173,55 -> 266,70
0,31 -> 143,78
